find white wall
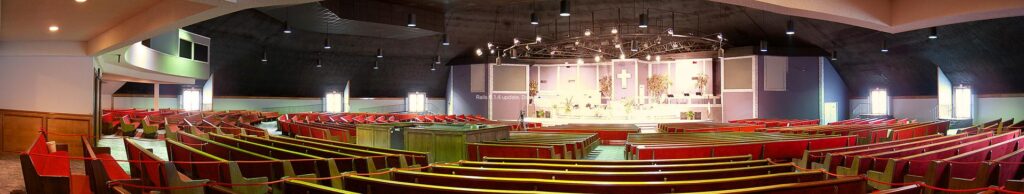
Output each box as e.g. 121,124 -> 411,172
0,56 -> 94,114
852,96 -> 1024,124
111,96 -> 181,110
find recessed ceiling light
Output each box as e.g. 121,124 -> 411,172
48,25 -> 60,32
75,0 -> 86,3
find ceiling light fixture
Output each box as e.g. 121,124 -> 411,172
760,40 -> 768,52
48,25 -> 59,32
475,48 -> 483,56
559,0 -> 570,16
407,13 -> 417,27
928,27 -> 938,39
531,13 -> 540,25
435,55 -> 442,65
786,19 -> 795,35
594,55 -> 601,62
316,59 -> 322,68
441,34 -> 450,46
655,55 -> 661,62
638,12 -> 648,28
830,51 -> 838,61
373,60 -> 380,70
881,39 -> 889,53
323,37 -> 332,49
261,48 -> 268,62
75,0 -> 86,3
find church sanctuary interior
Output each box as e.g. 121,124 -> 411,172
5,0 -> 1024,193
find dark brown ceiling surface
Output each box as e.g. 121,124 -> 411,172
113,0 -> 1024,98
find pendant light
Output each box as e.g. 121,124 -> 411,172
638,9 -> 649,28
441,34 -> 450,46
559,0 -> 570,16
407,13 -> 417,27
376,48 -> 383,58
785,19 -> 795,35
928,27 -> 938,39
261,48 -> 268,62
373,60 -> 380,70
322,19 -> 331,50
830,51 -> 838,61
760,40 -> 768,52
881,39 -> 889,53
282,7 -> 292,34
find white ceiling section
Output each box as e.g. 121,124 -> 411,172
713,0 -> 1024,33
0,0 -> 319,56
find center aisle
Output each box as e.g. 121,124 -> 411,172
585,145 -> 626,160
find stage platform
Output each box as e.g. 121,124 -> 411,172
523,118 -> 709,133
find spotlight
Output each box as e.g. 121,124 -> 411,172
407,13 -> 417,27
638,13 -> 648,28
594,55 -> 601,62
881,39 -> 889,53
786,20 -> 795,35
559,0 -> 570,16
531,12 -> 539,25
928,27 -> 938,39
645,54 -> 651,60
75,0 -> 86,2
611,28 -> 618,34
760,40 -> 768,52
513,38 -> 520,44
667,28 -> 674,35
655,55 -> 661,62
535,36 -> 542,42
577,58 -> 584,64
619,53 -> 626,59
584,29 -> 592,36
475,48 -> 483,56
716,34 -> 723,40
615,44 -> 621,48
487,42 -> 494,49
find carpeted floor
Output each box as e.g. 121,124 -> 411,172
585,145 -> 626,160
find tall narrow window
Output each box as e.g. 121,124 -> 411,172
954,86 -> 972,118
870,89 -> 888,115
407,92 -> 427,113
181,88 -> 202,111
324,92 -> 342,113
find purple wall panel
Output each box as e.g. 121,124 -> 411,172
492,93 -> 528,120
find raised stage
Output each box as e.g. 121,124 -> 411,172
524,117 -> 707,133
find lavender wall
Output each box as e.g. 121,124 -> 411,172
723,92 -> 755,121
450,65 -> 487,116
821,58 -> 849,121
756,56 -> 821,120
491,93 -> 528,120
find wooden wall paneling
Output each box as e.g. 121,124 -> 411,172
0,109 -> 93,156
2,111 -> 45,153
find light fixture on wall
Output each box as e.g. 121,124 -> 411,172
559,0 -> 570,16
928,27 -> 938,39
407,13 -> 417,27
785,19 -> 795,35
759,40 -> 768,52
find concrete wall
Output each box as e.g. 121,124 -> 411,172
0,56 -> 94,114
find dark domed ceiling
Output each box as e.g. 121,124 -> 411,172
117,0 -> 1024,98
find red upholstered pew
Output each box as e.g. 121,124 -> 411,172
165,139 -> 269,193
800,134 -> 941,170
123,138 -> 208,194
833,133 -> 971,175
81,136 -> 136,194
930,134 -> 1024,191
865,131 -> 1018,189
634,135 -> 856,161
388,169 -> 828,193
20,132 -> 89,194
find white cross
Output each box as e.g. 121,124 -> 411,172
617,69 -> 632,89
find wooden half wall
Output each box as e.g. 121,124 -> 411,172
0,109 -> 94,156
